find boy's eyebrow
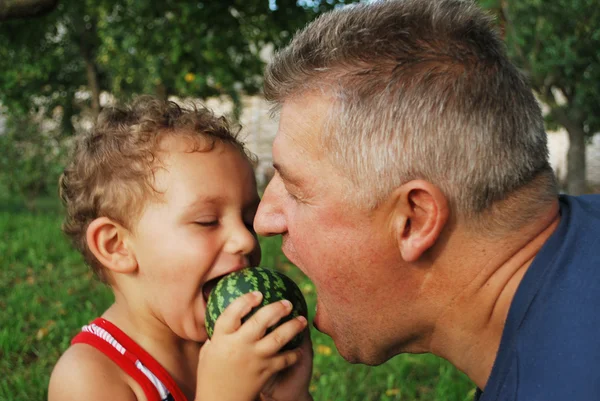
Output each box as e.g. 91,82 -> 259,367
184,195 -> 261,211
184,195 -> 227,210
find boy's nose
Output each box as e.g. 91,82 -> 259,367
254,177 -> 287,237
226,222 -> 258,257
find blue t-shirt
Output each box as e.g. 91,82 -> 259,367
476,195 -> 600,401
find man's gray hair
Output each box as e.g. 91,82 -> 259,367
264,0 -> 556,227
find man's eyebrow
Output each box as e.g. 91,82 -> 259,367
273,163 -> 299,184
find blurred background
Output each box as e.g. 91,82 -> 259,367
0,0 -> 598,400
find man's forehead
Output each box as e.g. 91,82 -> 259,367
274,93 -> 333,159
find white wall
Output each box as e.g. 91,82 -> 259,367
547,129 -> 600,186
192,94 -> 600,190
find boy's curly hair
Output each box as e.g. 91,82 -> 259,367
59,96 -> 256,283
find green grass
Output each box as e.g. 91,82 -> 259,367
0,210 -> 475,401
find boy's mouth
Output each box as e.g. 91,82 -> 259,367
202,276 -> 225,303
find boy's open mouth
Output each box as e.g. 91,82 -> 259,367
202,275 -> 225,303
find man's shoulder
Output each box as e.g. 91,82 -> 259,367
48,343 -> 138,401
482,195 -> 600,400
561,193 -> 600,219
545,194 -> 600,261
482,331 -> 600,401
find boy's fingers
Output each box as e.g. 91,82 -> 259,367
298,326 -> 313,355
198,339 -> 211,360
266,348 -> 302,375
256,316 -> 307,355
239,300 -> 294,340
213,291 -> 263,335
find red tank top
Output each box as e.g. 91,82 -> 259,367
71,318 -> 189,401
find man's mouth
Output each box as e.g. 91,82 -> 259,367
313,300 -> 322,331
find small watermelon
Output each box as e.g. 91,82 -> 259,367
205,267 -> 308,351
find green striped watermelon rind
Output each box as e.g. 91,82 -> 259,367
205,267 -> 308,351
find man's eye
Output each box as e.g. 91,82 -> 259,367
287,191 -> 300,201
283,183 -> 304,203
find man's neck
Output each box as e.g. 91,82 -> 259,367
429,200 -> 561,389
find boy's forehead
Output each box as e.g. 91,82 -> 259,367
151,137 -> 255,203
157,133 -> 213,153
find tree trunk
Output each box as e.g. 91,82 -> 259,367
0,0 -> 58,21
61,96 -> 75,136
566,126 -> 587,195
76,15 -> 101,120
556,111 -> 587,195
84,56 -> 101,119
156,82 -> 168,102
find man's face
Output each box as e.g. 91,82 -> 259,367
254,94 -> 435,364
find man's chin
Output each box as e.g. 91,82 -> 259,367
330,336 -> 393,366
341,348 -> 392,366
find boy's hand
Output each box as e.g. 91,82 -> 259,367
259,328 -> 314,401
196,291 -> 308,401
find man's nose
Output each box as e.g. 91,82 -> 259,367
254,176 -> 287,237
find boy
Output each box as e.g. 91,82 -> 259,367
49,97 -> 313,401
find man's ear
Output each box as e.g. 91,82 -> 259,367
86,217 -> 137,275
391,180 -> 449,262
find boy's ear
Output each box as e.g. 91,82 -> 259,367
86,217 -> 137,275
391,180 -> 449,262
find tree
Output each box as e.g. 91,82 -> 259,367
483,0 -> 600,194
0,0 -> 58,21
0,0 -> 348,126
94,0 -> 346,119
0,113 -> 67,207
0,1 -> 350,205
0,0 -> 106,133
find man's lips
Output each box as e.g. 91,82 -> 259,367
280,241 -> 300,271
279,247 -> 323,332
313,299 -> 323,332
279,242 -> 323,328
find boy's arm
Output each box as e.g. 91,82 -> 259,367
260,394 -> 314,401
196,292 -> 310,401
49,344 -> 138,401
258,328 -> 314,401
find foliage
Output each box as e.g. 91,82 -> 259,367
0,1 -> 351,199
0,1 -> 96,131
0,115 -> 68,208
0,210 -> 475,401
0,0 -> 58,21
500,0 -> 600,134
481,0 -> 600,193
0,0 -> 348,125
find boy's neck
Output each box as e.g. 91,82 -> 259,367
101,300 -> 200,399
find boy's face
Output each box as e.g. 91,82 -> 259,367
128,136 -> 260,342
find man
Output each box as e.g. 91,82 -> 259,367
253,0 -> 600,400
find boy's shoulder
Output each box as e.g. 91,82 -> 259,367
48,343 -> 140,401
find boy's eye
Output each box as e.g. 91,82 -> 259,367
196,220 -> 219,227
